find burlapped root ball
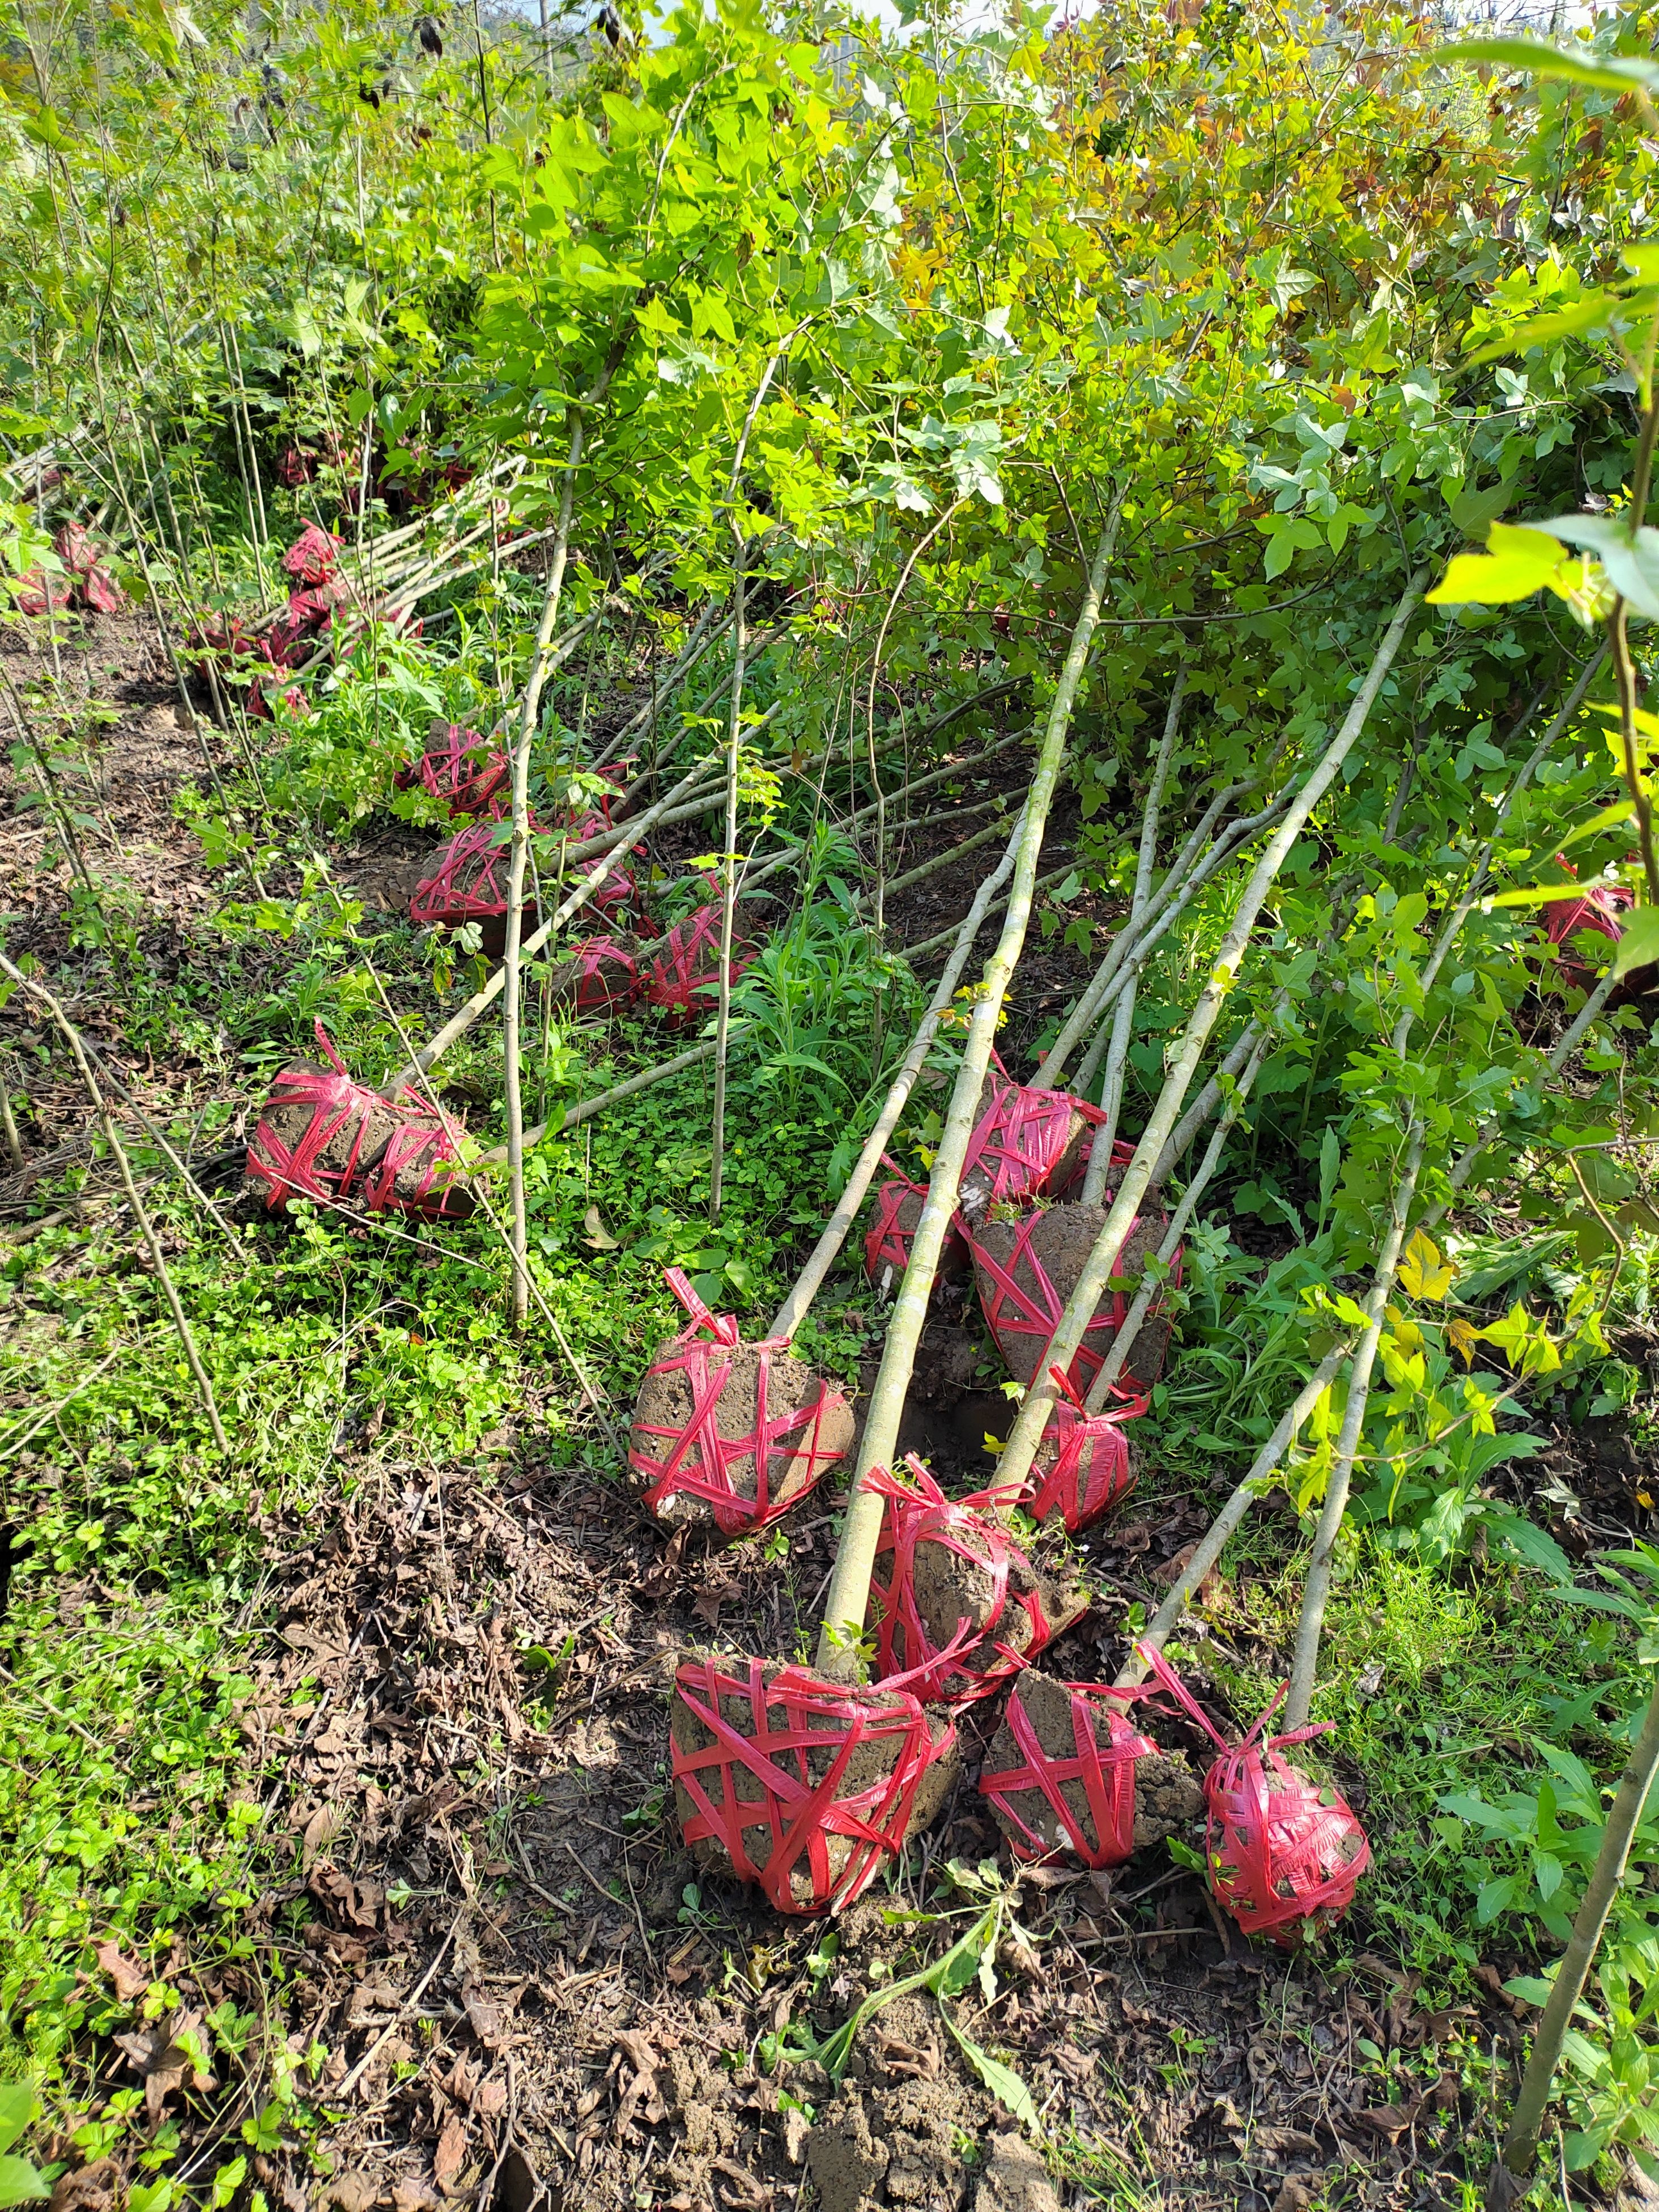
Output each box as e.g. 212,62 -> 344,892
1139,1643 -> 1372,1947
979,1670 -> 1203,1868
866,1456 -> 1087,1706
629,1269 -> 854,1537
671,1653 -> 959,1916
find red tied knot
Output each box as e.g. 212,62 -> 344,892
1137,1642 -> 1371,1946
866,1454 -> 1066,1707
979,1674 -> 1156,1868
1024,1365 -> 1141,1535
670,1652 -> 955,1917
245,1020 -> 471,1219
628,1269 -> 852,1536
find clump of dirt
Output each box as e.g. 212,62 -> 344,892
981,1669 -> 1203,1863
632,1341 -> 854,1529
806,1993 -> 988,2212
248,1064 -> 478,1218
971,1202 -> 1169,1390
668,1657 -> 959,1908
906,1515 -> 1088,1678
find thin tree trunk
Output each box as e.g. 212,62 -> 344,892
503,416 -> 583,1328
816,513 -> 1123,1678
709,531 -> 747,1227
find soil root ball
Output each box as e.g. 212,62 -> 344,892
1140,1642 -> 1371,1946
866,1455 -> 1086,1705
863,1175 -> 970,1291
629,1268 -> 853,1535
955,1072 -> 1116,1228
409,816 -> 538,961
245,1020 -> 475,1220
1025,1367 -> 1142,1533
394,720 -> 509,818
980,1669 -> 1203,1866
970,1200 -> 1177,1397
644,904 -> 754,1028
545,933 -> 640,1016
670,1651 -> 959,1915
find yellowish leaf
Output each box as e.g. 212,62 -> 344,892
1398,1228 -> 1455,1301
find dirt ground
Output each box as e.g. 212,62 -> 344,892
1,604 -> 1598,2212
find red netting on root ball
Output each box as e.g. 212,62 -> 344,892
558,934 -> 639,1016
969,1204 -> 1180,1399
962,1078 -> 1120,1213
282,522 -> 342,585
1137,1643 -> 1371,1947
670,1653 -> 952,1916
979,1677 -> 1155,1868
394,724 -> 510,819
409,819 -> 522,937
1025,1366 -> 1141,1534
53,522 -> 123,612
861,1166 -> 969,1290
246,1020 -> 470,1219
559,810 -> 643,926
866,1456 -> 1056,1707
629,1269 -> 853,1535
645,905 -> 752,1029
1545,863 -> 1632,988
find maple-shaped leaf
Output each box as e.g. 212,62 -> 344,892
1398,1229 -> 1455,1301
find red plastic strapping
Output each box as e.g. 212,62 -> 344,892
561,809 -> 641,925
409,819 -> 521,933
671,1653 -> 950,1916
963,1079 -> 1113,1207
645,905 -> 751,1029
867,1454 -> 1054,1706
282,523 -> 342,585
629,1269 -> 851,1535
979,1675 -> 1155,1867
562,934 -> 639,1016
1026,1364 -> 1141,1534
969,1209 -> 1164,1398
1545,870 -> 1631,987
1137,1643 -> 1371,1946
245,1020 -> 470,1218
395,725 -> 510,819
860,1162 -> 969,1286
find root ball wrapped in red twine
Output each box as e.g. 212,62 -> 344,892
409,819 -> 525,958
1025,1366 -> 1141,1534
559,809 -> 644,927
645,905 -> 752,1029
866,1455 -> 1081,1707
395,724 -> 509,819
282,522 -> 342,585
969,1200 -> 1179,1398
1544,860 -> 1633,992
550,933 -> 640,1016
979,1673 -> 1157,1867
1137,1643 -> 1371,1946
629,1270 -> 853,1535
958,1074 -> 1113,1218
246,1021 -> 472,1220
862,1168 -> 970,1291
670,1653 -> 958,1916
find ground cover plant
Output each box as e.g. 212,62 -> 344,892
7,0 -> 1659,2206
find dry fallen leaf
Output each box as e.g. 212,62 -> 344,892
1353,2096 -> 1423,2143
432,2116 -> 469,2198
301,1805 -> 346,1870
473,2078 -> 508,2120
93,1941 -> 148,2002
582,1204 -> 619,1250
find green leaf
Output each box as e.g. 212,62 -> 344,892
940,2007 -> 1043,2133
1614,907 -> 1659,977
1533,515 -> 1659,622
0,2159 -> 48,2210
0,2095 -> 30,2162
1441,36 -> 1659,94
1448,481 -> 1516,537
1426,523 -> 1569,606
